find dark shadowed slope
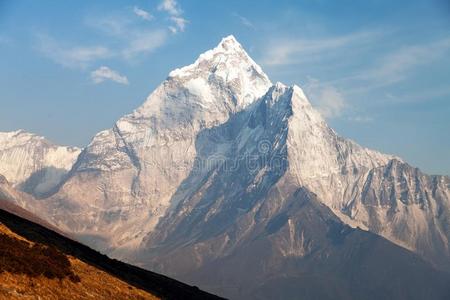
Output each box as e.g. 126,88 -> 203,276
146,186 -> 450,300
0,203 -> 223,300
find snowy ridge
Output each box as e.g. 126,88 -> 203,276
0,130 -> 81,197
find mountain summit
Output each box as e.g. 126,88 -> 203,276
168,35 -> 271,108
1,36 -> 449,299
36,36 -> 273,252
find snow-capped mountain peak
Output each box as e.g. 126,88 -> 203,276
110,36 -> 273,148
169,34 -> 266,79
165,35 -> 271,109
45,36 -> 274,248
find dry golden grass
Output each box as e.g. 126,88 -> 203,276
0,223 -> 159,300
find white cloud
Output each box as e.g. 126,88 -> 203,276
122,30 -> 168,59
357,38 -> 450,87
86,14 -> 131,36
304,77 -> 346,119
90,66 -> 129,85
265,30 -> 450,102
35,3 -> 189,70
381,86 -> 450,105
331,37 -> 450,95
168,26 -> 177,34
157,0 -> 188,34
85,14 -> 169,60
133,6 -> 153,21
158,0 -> 182,16
169,16 -> 188,33
35,34 -> 112,69
261,30 -> 382,66
232,13 -> 255,29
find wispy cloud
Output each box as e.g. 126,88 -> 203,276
346,38 -> 450,92
261,30 -> 382,66
304,77 -> 376,122
133,6 -> 153,21
122,29 -> 168,59
169,16 -> 188,33
232,13 -> 255,29
381,85 -> 450,105
158,0 -> 188,34
35,34 -> 112,69
85,14 -> 169,60
36,3 -> 189,69
265,29 -> 450,111
158,0 -> 182,16
304,77 -> 346,119
90,66 -> 129,85
86,14 -> 132,36
308,36 -> 450,98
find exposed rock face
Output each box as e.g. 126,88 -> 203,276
146,187 -> 450,300
344,160 -> 450,270
1,35 -> 449,299
46,35 -> 272,251
133,84 -> 450,298
0,130 -> 81,198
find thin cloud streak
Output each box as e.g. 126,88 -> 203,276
382,85 -> 450,105
348,38 -> 450,92
35,34 -> 112,69
122,29 -> 168,59
261,30 -> 384,66
320,37 -> 450,95
91,66 -> 129,85
133,6 -> 153,21
232,13 -> 255,29
267,30 -> 450,111
85,13 -> 170,60
37,3 -> 189,69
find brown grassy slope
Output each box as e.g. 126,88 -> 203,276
0,203 -> 224,300
0,223 -> 158,300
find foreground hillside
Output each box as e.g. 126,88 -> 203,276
0,202 -> 222,300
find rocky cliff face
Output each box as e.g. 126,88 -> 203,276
343,160 -> 450,270
143,186 -> 450,300
134,83 -> 450,292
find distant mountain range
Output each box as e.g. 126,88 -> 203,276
0,35 -> 449,299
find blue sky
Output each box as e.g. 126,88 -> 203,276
0,0 -> 449,175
